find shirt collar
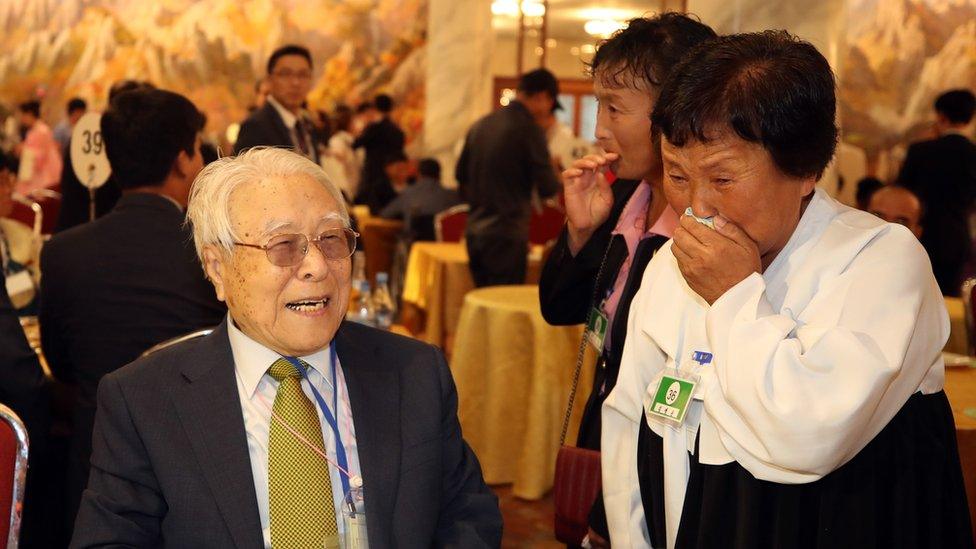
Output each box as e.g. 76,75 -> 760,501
267,95 -> 298,129
226,314 -> 330,397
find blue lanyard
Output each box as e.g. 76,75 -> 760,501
282,344 -> 352,499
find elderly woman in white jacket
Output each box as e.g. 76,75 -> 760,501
602,31 -> 973,548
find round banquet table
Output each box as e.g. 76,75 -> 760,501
400,242 -> 542,351
945,297 -> 968,355
945,365 -> 976,542
450,284 -> 594,500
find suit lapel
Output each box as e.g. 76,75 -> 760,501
172,321 -> 264,549
335,323 -> 401,547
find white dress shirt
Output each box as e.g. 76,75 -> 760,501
266,95 -> 313,158
227,317 -> 363,548
602,189 -> 949,548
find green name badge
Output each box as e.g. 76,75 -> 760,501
586,306 -> 609,353
647,374 -> 697,425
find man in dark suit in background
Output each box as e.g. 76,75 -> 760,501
353,93 -> 405,212
234,45 -> 322,163
71,147 -> 501,548
456,69 -> 561,287
40,88 -> 226,536
898,89 -> 976,296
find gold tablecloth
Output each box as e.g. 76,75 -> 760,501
945,365 -> 976,542
401,242 -> 542,349
450,285 -> 593,500
945,297 -> 968,355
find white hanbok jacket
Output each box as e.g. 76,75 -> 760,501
601,189 -> 948,548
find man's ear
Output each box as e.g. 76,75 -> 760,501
202,246 -> 229,302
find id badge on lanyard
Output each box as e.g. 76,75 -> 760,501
644,350 -> 712,429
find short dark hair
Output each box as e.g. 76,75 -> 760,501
67,97 -> 87,114
18,101 -> 40,118
418,158 -> 441,179
934,89 -> 976,125
855,176 -> 884,210
101,88 -> 204,189
590,13 -> 717,91
384,150 -> 408,165
374,94 -> 394,113
652,30 -> 838,180
108,80 -> 155,101
267,45 -> 312,74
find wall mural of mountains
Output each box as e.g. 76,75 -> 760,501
0,0 -> 427,148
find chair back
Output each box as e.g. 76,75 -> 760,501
0,404 -> 28,548
9,195 -> 42,241
529,203 -> 566,245
434,204 -> 469,242
962,277 -> 976,355
30,189 -> 61,235
141,328 -> 214,357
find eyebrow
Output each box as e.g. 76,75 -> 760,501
260,213 -> 346,236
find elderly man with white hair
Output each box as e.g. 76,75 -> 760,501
71,148 -> 503,549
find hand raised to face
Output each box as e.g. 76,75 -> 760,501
671,213 -> 761,305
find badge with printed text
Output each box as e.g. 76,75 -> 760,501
586,306 -> 608,353
645,372 -> 697,426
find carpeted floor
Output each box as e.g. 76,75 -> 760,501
494,484 -> 563,548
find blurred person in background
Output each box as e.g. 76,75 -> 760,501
868,185 -> 924,239
353,93 -> 405,213
898,89 -> 976,296
53,97 -> 87,151
322,104 -> 361,202
14,100 -> 62,196
235,45 -> 323,164
456,68 -> 562,287
0,157 -> 41,314
855,176 -> 884,210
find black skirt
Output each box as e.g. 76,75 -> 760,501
637,391 -> 974,548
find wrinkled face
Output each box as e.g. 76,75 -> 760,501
662,130 -> 817,269
267,54 -> 312,112
205,175 -> 351,357
869,187 -> 923,238
593,70 -> 658,180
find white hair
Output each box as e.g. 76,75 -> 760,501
186,147 -> 350,264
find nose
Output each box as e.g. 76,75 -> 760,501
296,239 -> 330,282
593,104 -> 612,144
688,180 -> 719,219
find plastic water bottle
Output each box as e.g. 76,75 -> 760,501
350,251 -> 366,303
372,272 -> 395,330
352,280 -> 374,326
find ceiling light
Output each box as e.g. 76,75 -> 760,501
491,0 -> 546,18
584,19 -> 626,38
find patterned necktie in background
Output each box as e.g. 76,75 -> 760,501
294,120 -> 311,158
267,357 -> 339,548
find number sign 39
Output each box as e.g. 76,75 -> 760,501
70,112 -> 111,189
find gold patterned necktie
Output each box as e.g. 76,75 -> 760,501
267,358 -> 339,548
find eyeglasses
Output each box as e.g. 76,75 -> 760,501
271,70 -> 312,81
234,228 -> 359,267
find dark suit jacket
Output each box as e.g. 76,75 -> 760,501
71,320 -> 503,548
353,117 -> 405,212
898,133 -> 976,295
234,102 -> 320,164
455,101 -> 560,239
40,192 -> 226,530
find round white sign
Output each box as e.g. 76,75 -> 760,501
70,112 -> 111,189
